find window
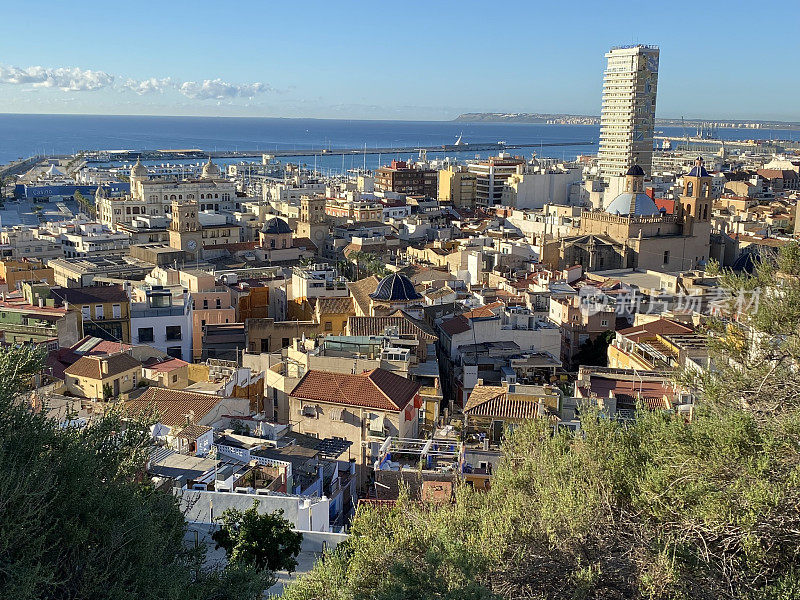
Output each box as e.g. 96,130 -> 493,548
601,320 -> 608,327
330,408 -> 343,421
215,298 -> 221,309
663,250 -> 670,265
95,305 -> 104,319
369,413 -> 385,436
302,404 -> 317,418
324,321 -> 333,332
166,346 -> 182,359
81,306 -> 90,320
165,326 -> 182,341
138,327 -> 154,342
172,374 -> 178,383
112,304 -> 121,319
203,298 -> 208,309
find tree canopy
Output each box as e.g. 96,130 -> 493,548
0,345 -> 271,600
213,502 -> 303,576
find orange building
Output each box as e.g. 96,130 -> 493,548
0,258 -> 54,292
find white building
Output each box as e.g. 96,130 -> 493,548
598,45 -> 659,181
130,287 -> 193,361
60,222 -> 130,258
96,158 -> 238,230
290,264 -> 349,302
500,164 -> 583,209
467,154 -> 526,208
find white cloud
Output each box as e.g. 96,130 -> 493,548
0,64 -> 113,91
122,77 -> 174,95
0,64 -> 272,102
179,78 -> 268,100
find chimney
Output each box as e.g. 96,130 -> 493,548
100,358 -> 109,375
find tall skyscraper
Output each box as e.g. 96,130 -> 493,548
598,45 -> 659,182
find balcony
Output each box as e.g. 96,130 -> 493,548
0,322 -> 58,336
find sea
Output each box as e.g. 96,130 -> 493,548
2,113 -> 799,174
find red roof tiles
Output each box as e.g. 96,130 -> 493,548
291,368 -> 420,412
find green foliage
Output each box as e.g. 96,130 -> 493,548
285,245 -> 800,600
0,345 -> 271,600
74,190 -> 97,217
347,250 -> 390,279
212,501 -> 303,578
573,329 -> 615,367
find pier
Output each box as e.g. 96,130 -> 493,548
81,140 -> 596,163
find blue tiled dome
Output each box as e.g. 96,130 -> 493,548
605,192 -> 661,217
261,217 -> 291,234
370,273 -> 423,302
626,164 -> 646,177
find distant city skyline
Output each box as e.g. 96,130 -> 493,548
1,1 -> 798,122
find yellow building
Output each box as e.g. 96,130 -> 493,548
48,284 -> 132,343
314,297 -> 355,335
142,357 -> 190,389
64,353 -> 142,399
438,165 -> 476,209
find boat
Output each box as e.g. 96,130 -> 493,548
454,133 -> 466,146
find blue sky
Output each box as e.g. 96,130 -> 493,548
0,0 -> 797,121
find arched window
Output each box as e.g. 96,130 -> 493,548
214,193 -> 218,199
200,194 -> 205,199
685,204 -> 691,216
703,205 -> 708,220
701,183 -> 709,197
179,194 -> 182,200
170,194 -> 177,200
686,182 -> 694,196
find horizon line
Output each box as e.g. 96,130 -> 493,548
1,111 -> 798,126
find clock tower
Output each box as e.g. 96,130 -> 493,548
169,200 -> 203,261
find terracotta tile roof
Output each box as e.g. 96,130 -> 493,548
64,352 -> 141,380
757,169 -> 798,180
291,368 -> 420,412
315,296 -> 355,315
347,275 -> 380,315
464,386 -> 545,420
440,314 -> 470,336
292,236 -> 318,250
347,312 -> 437,340
143,357 -> 189,373
124,388 -> 224,428
461,301 -> 503,319
617,318 -> 693,340
172,423 -> 212,440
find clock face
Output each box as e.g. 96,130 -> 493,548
187,239 -> 197,250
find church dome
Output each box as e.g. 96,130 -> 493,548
201,157 -> 221,179
261,217 -> 291,235
130,158 -> 148,177
370,273 -> 423,302
687,156 -> 710,178
625,164 -> 646,177
605,192 -> 661,217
